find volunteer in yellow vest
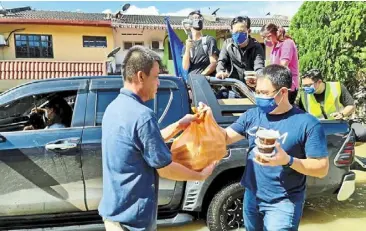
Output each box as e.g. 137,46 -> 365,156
299,69 -> 356,120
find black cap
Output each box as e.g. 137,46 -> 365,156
188,10 -> 202,17
44,96 -> 67,109
231,16 -> 251,29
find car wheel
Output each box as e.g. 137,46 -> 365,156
207,182 -> 245,231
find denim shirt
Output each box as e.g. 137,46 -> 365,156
98,88 -> 172,231
45,123 -> 65,129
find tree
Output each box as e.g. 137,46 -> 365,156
290,1 -> 366,93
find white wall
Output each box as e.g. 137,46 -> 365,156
112,28 -> 166,65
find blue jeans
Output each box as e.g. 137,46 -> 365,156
243,189 -> 304,231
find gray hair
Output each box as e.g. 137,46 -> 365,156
122,45 -> 162,82
257,64 -> 292,89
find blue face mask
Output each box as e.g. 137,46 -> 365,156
303,85 -> 316,94
232,32 -> 248,45
255,91 -> 281,114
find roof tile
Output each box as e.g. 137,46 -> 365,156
113,14 -> 289,29
1,9 -> 290,29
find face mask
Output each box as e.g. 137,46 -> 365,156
44,110 -> 49,119
232,32 -> 248,45
192,19 -> 203,31
255,90 -> 281,114
303,85 -> 316,94
264,39 -> 273,47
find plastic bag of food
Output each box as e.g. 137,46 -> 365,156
171,107 -> 227,171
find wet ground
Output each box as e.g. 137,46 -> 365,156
160,143 -> 366,231
15,144 -> 366,231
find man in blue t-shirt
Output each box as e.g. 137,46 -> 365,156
98,46 -> 216,231
219,64 -> 329,230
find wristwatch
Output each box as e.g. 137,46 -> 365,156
284,155 -> 294,168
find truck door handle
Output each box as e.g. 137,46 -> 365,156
45,138 -> 79,152
46,143 -> 77,150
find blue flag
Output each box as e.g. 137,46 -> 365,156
164,17 -> 187,81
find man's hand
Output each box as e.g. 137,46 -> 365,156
178,102 -> 211,129
185,39 -> 194,50
178,114 -> 198,130
330,112 -> 344,120
158,161 -> 218,181
254,142 -> 291,167
197,101 -> 210,111
199,162 -> 217,180
216,71 -> 229,79
23,125 -> 35,131
245,77 -> 257,88
31,108 -> 46,114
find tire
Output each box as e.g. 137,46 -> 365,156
207,182 -> 245,231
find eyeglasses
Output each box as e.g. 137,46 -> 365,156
302,82 -> 315,88
255,89 -> 280,97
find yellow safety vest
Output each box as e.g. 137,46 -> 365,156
301,82 -> 343,119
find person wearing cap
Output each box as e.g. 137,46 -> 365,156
182,10 -> 220,76
260,23 -> 300,104
23,96 -> 72,130
298,69 -> 355,120
216,16 -> 265,85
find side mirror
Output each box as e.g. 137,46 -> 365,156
0,134 -> 6,143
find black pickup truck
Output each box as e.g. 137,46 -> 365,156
0,74 -> 356,230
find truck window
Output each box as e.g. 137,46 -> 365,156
96,90 -> 119,126
95,90 -> 154,126
0,96 -> 35,120
94,88 -> 181,128
156,88 -> 183,128
0,90 -> 77,132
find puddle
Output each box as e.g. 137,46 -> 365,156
299,170 -> 366,230
159,171 -> 366,231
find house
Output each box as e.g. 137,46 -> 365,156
111,14 -> 290,74
0,7 -> 290,92
0,7 -> 114,92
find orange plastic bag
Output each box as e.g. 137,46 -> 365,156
171,107 -> 227,171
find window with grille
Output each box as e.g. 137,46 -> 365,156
83,36 -> 107,48
15,34 -> 53,58
151,41 -> 160,49
124,42 -> 144,50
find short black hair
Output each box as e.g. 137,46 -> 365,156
188,10 -> 202,17
301,69 -> 323,81
258,64 -> 292,89
231,16 -> 251,29
122,45 -> 162,83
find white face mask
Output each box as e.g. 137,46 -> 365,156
44,110 -> 49,119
